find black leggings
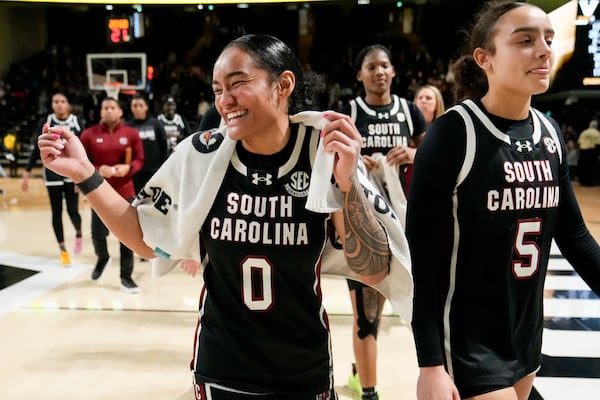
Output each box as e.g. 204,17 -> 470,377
46,182 -> 81,244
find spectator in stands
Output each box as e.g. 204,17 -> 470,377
567,137 -> 579,181
2,130 -> 19,177
577,119 -> 600,186
561,123 -> 579,182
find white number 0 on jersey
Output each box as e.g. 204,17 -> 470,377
242,257 -> 274,311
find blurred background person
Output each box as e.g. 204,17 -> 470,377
21,92 -> 85,267
409,84 -> 446,187
126,95 -> 169,195
157,96 -> 193,153
577,119 -> 600,186
81,97 -> 144,293
414,84 -> 446,127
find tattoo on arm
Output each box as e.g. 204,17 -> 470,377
342,179 -> 391,276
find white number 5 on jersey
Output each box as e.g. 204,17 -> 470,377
513,218 -> 542,279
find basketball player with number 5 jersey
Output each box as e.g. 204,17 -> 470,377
406,3 -> 600,400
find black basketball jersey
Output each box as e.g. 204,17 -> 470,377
27,113 -> 84,185
447,100 -> 563,386
409,99 -> 565,396
194,124 -> 334,395
347,94 -> 421,156
158,113 -> 191,152
345,95 -> 426,196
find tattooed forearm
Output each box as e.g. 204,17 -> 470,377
342,179 -> 391,276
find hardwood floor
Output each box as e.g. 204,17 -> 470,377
0,171 -> 599,400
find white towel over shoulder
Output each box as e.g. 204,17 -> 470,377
366,153 -> 407,229
132,111 -> 414,323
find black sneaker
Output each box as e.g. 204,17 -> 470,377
91,257 -> 110,281
120,277 -> 140,294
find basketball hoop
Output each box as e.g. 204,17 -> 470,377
103,82 -> 122,99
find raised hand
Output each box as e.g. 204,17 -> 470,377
319,111 -> 363,192
37,124 -> 95,183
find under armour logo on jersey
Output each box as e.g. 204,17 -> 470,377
514,140 -> 533,152
192,129 -> 223,153
251,172 -> 273,186
377,112 -> 390,119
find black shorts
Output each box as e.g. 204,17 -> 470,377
456,365 -> 540,398
193,380 -> 337,400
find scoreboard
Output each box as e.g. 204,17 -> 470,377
106,12 -> 143,44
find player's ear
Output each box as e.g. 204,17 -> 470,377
473,47 -> 490,70
278,70 -> 295,97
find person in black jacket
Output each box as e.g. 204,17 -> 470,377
127,95 -> 169,194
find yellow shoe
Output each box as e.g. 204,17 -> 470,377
348,371 -> 362,394
60,250 -> 71,267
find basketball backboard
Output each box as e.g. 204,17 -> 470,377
86,52 -> 146,92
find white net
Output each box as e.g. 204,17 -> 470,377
103,82 -> 122,99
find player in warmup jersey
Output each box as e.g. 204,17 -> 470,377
158,96 -> 193,153
340,44 -> 427,400
37,34 -> 405,400
406,2 -> 600,399
21,92 -> 86,266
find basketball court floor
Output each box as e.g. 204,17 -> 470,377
0,174 -> 598,399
